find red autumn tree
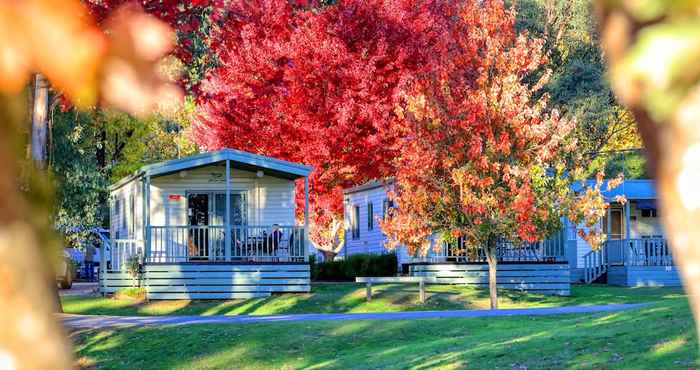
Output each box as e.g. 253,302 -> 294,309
381,0 -> 606,308
193,0 -> 450,260
84,0 -> 223,92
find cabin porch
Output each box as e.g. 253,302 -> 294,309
405,233 -> 571,295
101,149 -> 313,299
579,191 -> 678,286
584,237 -> 679,286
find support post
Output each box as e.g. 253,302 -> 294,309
366,282 -> 372,301
419,278 -> 426,303
625,200 -> 631,240
304,176 -> 310,262
101,199 -> 109,295
144,176 -> 151,263
225,160 -> 231,261
606,206 -> 612,238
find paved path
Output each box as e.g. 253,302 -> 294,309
59,282 -> 99,297
61,303 -> 645,329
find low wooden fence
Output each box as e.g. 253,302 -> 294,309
409,263 -> 570,296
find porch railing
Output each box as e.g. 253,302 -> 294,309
606,238 -> 672,266
147,225 -> 305,263
106,239 -> 143,271
583,244 -> 607,283
409,235 -> 566,263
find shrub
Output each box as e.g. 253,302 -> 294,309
311,253 -> 397,281
114,287 -> 146,301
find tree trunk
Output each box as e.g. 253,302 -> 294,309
595,3 -> 700,337
321,250 -> 336,262
29,74 -> 63,313
485,237 -> 498,309
31,74 -> 49,170
1,93 -> 74,369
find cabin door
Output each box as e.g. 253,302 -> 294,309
603,208 -> 623,240
187,193 -> 210,259
187,192 -> 247,260
603,207 -> 625,265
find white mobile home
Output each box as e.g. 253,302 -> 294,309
343,178 -> 678,294
573,179 -> 678,287
343,179 -> 570,295
103,149 -> 312,299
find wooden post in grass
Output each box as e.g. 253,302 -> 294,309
366,282 -> 372,301
419,278 -> 425,303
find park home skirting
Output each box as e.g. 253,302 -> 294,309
101,263 -> 311,299
607,266 -> 681,287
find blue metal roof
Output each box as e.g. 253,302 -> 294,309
111,149 -> 312,190
572,179 -> 657,200
141,149 -> 312,178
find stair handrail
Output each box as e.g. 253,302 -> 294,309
583,243 -> 608,284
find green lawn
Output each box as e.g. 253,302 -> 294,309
71,288 -> 697,369
62,284 -> 685,317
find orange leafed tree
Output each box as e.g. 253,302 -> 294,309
381,0 -> 614,309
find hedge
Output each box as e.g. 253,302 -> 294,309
311,253 -> 398,281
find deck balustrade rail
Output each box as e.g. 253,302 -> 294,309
583,244 -> 607,283
409,236 -> 566,263
606,238 -> 672,266
107,239 -> 143,271
147,225 -> 305,263
583,237 -> 673,284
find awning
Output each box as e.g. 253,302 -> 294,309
635,199 -> 657,210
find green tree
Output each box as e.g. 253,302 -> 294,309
516,0 -> 641,155
50,100 -> 197,245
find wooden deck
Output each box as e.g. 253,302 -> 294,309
101,262 -> 311,299
584,238 -> 677,286
408,262 -> 571,296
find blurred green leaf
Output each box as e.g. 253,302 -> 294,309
621,20 -> 700,121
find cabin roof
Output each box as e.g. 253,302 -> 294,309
344,178 -> 657,202
343,178 -> 395,195
110,149 -> 312,190
573,179 -> 657,200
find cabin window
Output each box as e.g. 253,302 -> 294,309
367,202 -> 374,230
188,192 -> 247,227
129,194 -> 135,238
111,198 -> 118,238
382,199 -> 394,220
119,198 -> 127,239
351,205 -> 360,239
641,209 -> 657,218
566,222 -> 577,241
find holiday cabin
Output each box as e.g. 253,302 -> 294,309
342,179 -> 571,296
341,178 -> 679,295
573,179 -> 679,287
102,149 -> 312,299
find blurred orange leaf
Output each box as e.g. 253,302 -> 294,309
0,0 -> 182,117
0,0 -> 105,105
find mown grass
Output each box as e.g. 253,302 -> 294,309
71,289 -> 696,369
62,284 -> 685,317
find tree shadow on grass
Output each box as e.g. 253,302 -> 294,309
69,297 -> 698,370
62,283 -> 686,320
